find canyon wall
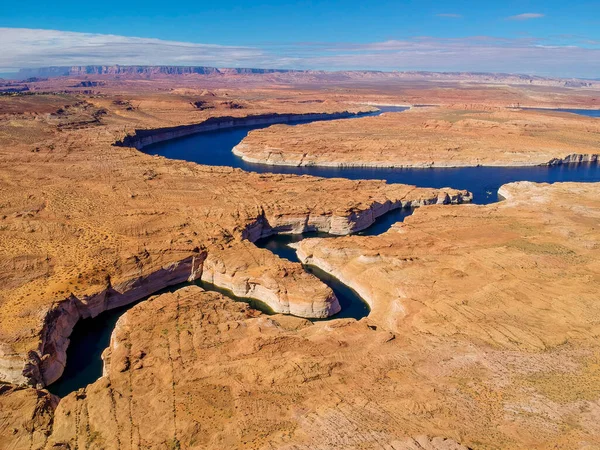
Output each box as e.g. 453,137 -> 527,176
244,192 -> 471,240
17,66 -> 600,88
548,153 -> 599,165
233,107 -> 600,169
3,185 -> 470,389
17,66 -> 297,78
116,111 -> 364,149
8,254 -> 205,388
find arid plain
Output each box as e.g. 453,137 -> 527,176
1,69 -> 599,449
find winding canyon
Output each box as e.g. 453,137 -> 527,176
0,99 -> 470,389
1,71 -> 599,449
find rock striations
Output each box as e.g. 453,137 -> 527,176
1,77 -> 600,450
234,106 -> 600,168
117,111 -> 370,149
293,182 -> 600,348
27,286 -> 474,449
0,90 -> 469,389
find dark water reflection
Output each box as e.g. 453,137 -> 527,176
48,280 -> 275,397
49,106 -> 599,396
146,108 -> 600,206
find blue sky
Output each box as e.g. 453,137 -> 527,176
1,0 -> 599,77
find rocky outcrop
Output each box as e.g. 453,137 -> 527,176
5,183 -> 471,389
292,181 -> 600,347
116,111 -> 366,149
4,72 -> 600,449
14,254 -> 205,388
201,242 -> 340,318
244,191 -> 471,239
0,383 -> 58,449
234,107 -> 600,168
3,280 -> 597,449
547,153 -> 599,165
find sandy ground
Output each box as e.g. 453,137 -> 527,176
0,73 -> 599,449
235,106 -> 600,167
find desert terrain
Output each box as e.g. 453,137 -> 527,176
0,69 -> 599,449
0,78 -> 469,389
235,106 -> 600,167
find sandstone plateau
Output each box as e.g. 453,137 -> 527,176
293,181 -> 600,345
4,180 -> 600,449
234,106 -> 600,167
13,66 -> 600,89
1,74 -> 600,449
0,82 -> 469,389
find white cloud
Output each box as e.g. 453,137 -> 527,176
1,28 -> 599,78
0,28 -> 263,71
507,13 -> 545,20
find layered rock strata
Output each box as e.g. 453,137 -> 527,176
117,111 -> 369,149
4,81 -> 600,448
1,287 -> 475,449
0,183 -> 468,389
234,106 -> 600,167
200,242 -> 341,318
293,181 -> 600,348
0,91 -> 470,388
4,272 -> 600,448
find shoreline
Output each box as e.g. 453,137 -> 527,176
232,146 -> 600,169
6,187 -> 470,389
116,110 -> 375,150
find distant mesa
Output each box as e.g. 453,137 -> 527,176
15,65 -> 599,88
17,65 -> 298,79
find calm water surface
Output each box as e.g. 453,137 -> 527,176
49,106 -> 599,397
147,107 -> 600,205
254,208 -> 413,322
528,108 -> 600,118
48,280 -> 275,398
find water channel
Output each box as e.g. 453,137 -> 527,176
48,106 -> 600,397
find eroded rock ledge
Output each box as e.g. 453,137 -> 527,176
233,107 -> 600,168
4,280 -> 599,448
1,85 -> 477,391
116,111 -> 369,149
293,181 -> 600,350
0,287 -> 492,449
1,182 -> 470,389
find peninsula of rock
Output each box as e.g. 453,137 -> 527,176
234,106 -> 600,168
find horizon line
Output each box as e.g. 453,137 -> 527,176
3,65 -> 598,82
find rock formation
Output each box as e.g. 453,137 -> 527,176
0,88 -> 469,389
4,232 -> 600,450
16,66 -> 600,89
1,286 -> 474,449
234,106 -> 600,168
117,111 -> 370,149
293,181 -> 600,347
1,76 -> 600,449
0,383 -> 58,449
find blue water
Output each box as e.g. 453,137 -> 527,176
48,280 -> 275,398
146,107 -> 600,205
49,106 -> 599,397
254,208 -> 413,322
527,108 -> 600,118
